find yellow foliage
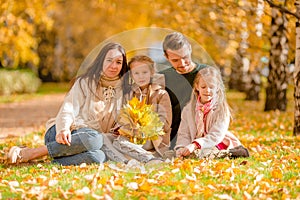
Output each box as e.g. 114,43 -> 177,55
118,97 -> 165,144
0,0 -> 54,68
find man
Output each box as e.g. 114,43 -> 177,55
160,32 -> 207,149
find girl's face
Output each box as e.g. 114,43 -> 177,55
102,49 -> 123,78
196,77 -> 216,104
130,61 -> 152,89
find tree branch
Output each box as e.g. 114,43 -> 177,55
265,0 -> 300,19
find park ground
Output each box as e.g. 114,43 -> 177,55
0,93 -> 65,139
0,87 -> 299,199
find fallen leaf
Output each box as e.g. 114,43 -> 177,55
84,174 -> 94,181
244,191 -> 251,199
79,163 -> 87,168
271,168 -> 283,179
256,174 -> 264,182
214,194 -> 234,200
127,182 -> 138,190
48,179 -> 58,187
240,160 -> 248,165
8,181 -> 19,187
185,173 -> 196,181
76,186 -> 90,195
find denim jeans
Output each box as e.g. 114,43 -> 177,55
44,125 -> 106,166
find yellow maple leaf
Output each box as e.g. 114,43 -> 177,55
271,168 -> 283,179
117,97 -> 165,144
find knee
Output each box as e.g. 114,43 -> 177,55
86,150 -> 106,164
87,130 -> 103,149
79,128 -> 103,150
44,125 -> 56,144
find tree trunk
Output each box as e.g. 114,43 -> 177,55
294,0 -> 300,136
229,49 -> 261,101
229,50 -> 245,91
264,8 -> 289,111
245,70 -> 261,101
37,26 -> 56,82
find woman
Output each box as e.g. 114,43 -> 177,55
7,42 -> 130,165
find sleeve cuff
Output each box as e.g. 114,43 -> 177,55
192,141 -> 201,149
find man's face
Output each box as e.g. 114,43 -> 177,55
165,44 -> 193,74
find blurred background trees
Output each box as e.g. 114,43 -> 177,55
1,0 -> 295,81
1,0 -> 299,134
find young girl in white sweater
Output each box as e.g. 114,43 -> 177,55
175,66 -> 249,159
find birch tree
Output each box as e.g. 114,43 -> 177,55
266,0 -> 300,136
264,5 -> 289,111
294,0 -> 300,136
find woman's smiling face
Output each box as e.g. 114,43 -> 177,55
102,49 -> 123,78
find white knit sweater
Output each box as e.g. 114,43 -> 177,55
46,77 -> 123,134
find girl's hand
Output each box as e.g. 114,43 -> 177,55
56,130 -> 71,146
177,143 -> 197,157
176,147 -> 190,157
186,143 -> 196,154
176,148 -> 186,157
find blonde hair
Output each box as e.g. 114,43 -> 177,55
192,66 -> 231,121
128,55 -> 155,75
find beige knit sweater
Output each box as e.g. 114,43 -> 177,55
46,76 -> 123,134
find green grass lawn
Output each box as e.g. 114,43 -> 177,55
0,82 -> 70,103
0,86 -> 299,199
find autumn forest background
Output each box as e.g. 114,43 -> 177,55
1,0 -> 299,115
0,1 -> 298,101
1,0 -> 296,79
0,0 -> 300,199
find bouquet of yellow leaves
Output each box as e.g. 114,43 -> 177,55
117,97 -> 165,144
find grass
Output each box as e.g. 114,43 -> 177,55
0,85 -> 299,199
0,82 -> 70,103
36,82 -> 71,95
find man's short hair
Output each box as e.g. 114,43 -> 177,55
162,32 -> 191,55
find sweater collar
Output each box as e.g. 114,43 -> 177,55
100,74 -> 122,88
131,83 -> 162,92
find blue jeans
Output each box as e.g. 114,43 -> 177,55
44,125 -> 106,166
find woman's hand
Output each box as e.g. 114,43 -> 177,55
56,130 -> 71,146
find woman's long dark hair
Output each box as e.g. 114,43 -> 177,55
78,42 -> 130,95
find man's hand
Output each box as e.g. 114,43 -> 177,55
56,130 -> 71,146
